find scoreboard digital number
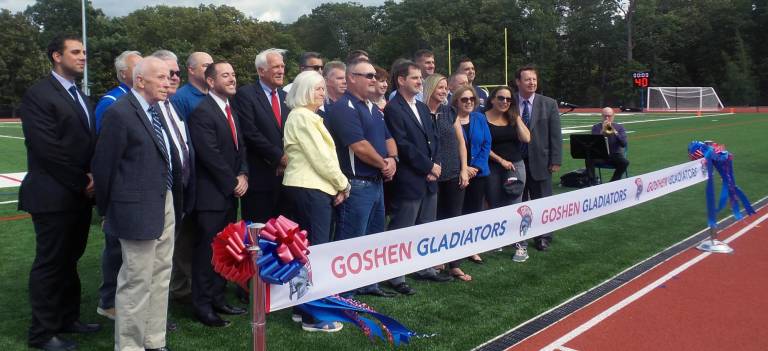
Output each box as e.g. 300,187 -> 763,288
632,71 -> 650,88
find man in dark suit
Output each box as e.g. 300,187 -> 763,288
384,60 -> 450,290
18,34 -> 100,351
188,61 -> 249,327
231,48 -> 291,224
92,56 -> 182,351
152,50 -> 197,309
515,65 -> 562,251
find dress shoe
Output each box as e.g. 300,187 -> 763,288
29,335 -> 77,351
60,320 -> 101,334
166,320 -> 178,332
214,304 -> 247,315
390,282 -> 416,295
413,272 -> 453,282
534,239 -> 550,251
146,347 -> 171,351
357,288 -> 396,298
196,312 -> 231,327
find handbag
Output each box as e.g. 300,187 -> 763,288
502,168 -> 524,197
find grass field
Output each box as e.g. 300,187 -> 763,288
0,112 -> 767,350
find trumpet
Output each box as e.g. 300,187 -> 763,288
601,121 -> 616,136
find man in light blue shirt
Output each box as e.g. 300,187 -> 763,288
171,51 -> 213,121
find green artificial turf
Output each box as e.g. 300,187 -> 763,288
0,113 -> 766,350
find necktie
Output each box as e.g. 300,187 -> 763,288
225,103 -> 239,149
165,101 -> 190,186
520,100 -> 531,157
270,89 -> 282,128
149,106 -> 173,190
68,85 -> 91,130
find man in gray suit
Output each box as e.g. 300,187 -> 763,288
93,56 -> 182,351
515,65 -> 562,251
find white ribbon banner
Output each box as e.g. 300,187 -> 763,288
268,160 -> 708,311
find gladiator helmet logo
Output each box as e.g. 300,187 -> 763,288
289,264 -> 313,301
517,205 -> 533,237
634,178 -> 644,200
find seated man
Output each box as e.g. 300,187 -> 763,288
586,107 -> 629,184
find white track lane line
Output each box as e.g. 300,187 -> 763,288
541,211 -> 768,351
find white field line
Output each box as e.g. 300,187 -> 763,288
562,112 -> 734,130
0,200 -> 18,205
540,211 -> 768,351
472,194 -> 768,351
0,135 -> 23,140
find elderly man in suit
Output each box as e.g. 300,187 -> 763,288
385,60 -> 451,291
188,61 -> 249,327
231,48 -> 291,224
92,56 -> 182,351
19,33 -> 100,351
515,65 -> 562,251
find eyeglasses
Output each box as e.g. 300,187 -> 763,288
302,65 -> 323,72
351,72 -> 377,80
460,96 -> 476,104
496,96 -> 514,103
170,70 -> 181,78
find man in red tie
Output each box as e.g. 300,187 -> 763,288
231,48 -> 293,225
187,61 -> 249,327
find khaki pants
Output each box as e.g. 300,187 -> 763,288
115,191 -> 175,351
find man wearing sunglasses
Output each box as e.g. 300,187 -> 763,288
283,51 -> 323,93
151,51 -> 198,313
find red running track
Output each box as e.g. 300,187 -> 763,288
510,204 -> 768,351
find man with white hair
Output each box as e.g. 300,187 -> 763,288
94,50 -> 142,322
94,50 -> 142,133
93,56 -> 182,351
231,48 -> 293,224
151,51 -> 196,313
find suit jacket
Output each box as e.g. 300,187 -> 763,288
162,100 -> 197,216
230,80 -> 290,191
384,92 -> 438,200
18,74 -> 95,213
187,95 -> 248,212
527,93 -> 562,181
92,92 -> 183,240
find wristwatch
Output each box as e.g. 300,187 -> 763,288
388,155 -> 400,163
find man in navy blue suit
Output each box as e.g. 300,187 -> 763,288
19,33 -> 101,351
231,48 -> 292,224
384,60 -> 451,292
92,56 -> 182,351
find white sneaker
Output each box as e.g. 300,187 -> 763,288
291,313 -> 302,323
512,246 -> 529,263
302,321 -> 343,332
96,306 -> 116,320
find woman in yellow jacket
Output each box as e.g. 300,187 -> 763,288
282,70 -> 350,333
283,70 -> 351,246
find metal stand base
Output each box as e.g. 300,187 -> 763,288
696,239 -> 733,254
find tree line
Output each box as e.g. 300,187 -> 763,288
1,0 -> 766,115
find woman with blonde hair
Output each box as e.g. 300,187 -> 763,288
283,70 -> 350,332
423,74 -> 473,280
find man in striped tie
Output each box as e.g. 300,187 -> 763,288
92,56 -> 182,351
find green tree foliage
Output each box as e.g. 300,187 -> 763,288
2,0 -> 768,111
0,10 -> 48,109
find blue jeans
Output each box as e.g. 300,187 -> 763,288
334,178 -> 385,293
334,179 -> 386,241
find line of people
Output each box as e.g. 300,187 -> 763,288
18,33 -> 567,351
